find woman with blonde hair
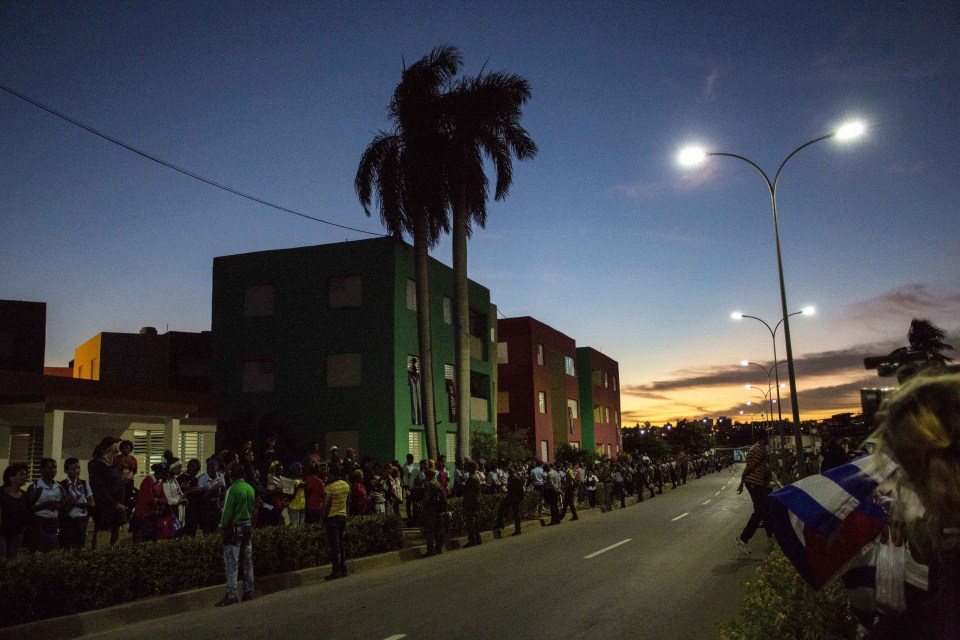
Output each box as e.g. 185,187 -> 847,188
872,371 -> 960,639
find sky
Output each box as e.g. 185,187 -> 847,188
2,2 -> 959,424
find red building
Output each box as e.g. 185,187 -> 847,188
496,317 -> 584,462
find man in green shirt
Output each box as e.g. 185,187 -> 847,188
217,462 -> 255,606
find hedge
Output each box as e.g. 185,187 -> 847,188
0,513 -> 403,627
719,546 -> 859,640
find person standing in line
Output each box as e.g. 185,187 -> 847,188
217,462 -> 255,606
59,458 -> 94,552
0,463 -> 29,560
736,431 -> 771,555
544,463 -> 562,525
462,460 -> 482,547
559,466 -> 579,521
401,453 -> 417,523
26,458 -> 65,552
322,465 -> 350,580
303,462 -> 325,525
585,468 -> 599,508
197,457 -> 226,535
88,436 -> 127,548
421,469 -> 447,556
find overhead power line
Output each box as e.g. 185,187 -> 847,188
0,82 -> 386,238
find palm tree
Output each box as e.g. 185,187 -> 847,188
442,70 -> 537,461
908,318 -> 954,364
355,46 -> 461,461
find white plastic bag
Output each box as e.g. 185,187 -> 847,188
875,538 -> 907,613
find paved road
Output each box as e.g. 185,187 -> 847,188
86,466 -> 769,640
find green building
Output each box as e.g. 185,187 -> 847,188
212,237 -> 497,464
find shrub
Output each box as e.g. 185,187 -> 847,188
0,513 -> 402,627
719,546 -> 859,640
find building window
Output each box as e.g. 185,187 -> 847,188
614,409 -> 620,427
613,375 -> 618,391
409,430 -> 423,460
567,398 -> 579,420
592,369 -> 601,386
244,284 -> 274,317
444,364 -> 455,381
470,371 -> 490,422
538,391 -> 546,414
242,359 -> 275,392
537,344 -> 544,366
180,431 -> 205,463
497,342 -> 509,364
77,364 -> 85,379
570,441 -> 580,450
594,405 -> 602,422
327,353 -> 361,387
498,391 -> 510,413
8,427 -> 43,480
604,372 -> 609,388
406,279 -> 417,311
133,429 -> 165,478
605,406 -> 610,423
443,296 -> 452,324
540,440 -> 548,462
328,275 -> 362,309
564,356 -> 575,376
91,358 -> 99,380
469,309 -> 487,361
445,433 -> 457,462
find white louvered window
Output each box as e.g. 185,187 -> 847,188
8,427 -> 44,480
180,432 -> 205,464
497,342 -> 509,364
408,431 -> 423,461
444,364 -> 455,381
406,279 -> 417,311
242,359 -> 275,392
443,296 -> 452,324
445,433 -> 456,462
537,344 -> 544,366
538,391 -> 546,414
565,356 -> 576,376
133,430 -> 165,478
540,440 -> 548,462
328,275 -> 362,309
567,398 -> 579,419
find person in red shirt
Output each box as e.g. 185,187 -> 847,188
303,462 -> 325,524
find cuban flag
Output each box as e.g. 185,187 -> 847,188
766,453 -> 897,589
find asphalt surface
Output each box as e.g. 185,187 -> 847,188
83,466 -> 768,640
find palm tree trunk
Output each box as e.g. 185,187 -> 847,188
453,193 -> 471,462
412,218 -> 438,461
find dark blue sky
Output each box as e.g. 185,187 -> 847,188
2,2 -> 958,421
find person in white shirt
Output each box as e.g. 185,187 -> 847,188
27,458 -> 65,552
60,457 -> 94,551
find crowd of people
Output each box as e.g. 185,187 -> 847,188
0,429 -> 728,561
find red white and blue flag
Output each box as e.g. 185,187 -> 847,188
766,453 -> 897,589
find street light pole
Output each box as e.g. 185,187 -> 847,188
681,122 -> 864,478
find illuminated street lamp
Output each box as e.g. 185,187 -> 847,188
731,308 -> 814,474
681,122 -> 865,477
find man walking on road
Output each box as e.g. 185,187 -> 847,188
217,462 -> 255,606
736,431 -> 771,555
322,465 -> 350,580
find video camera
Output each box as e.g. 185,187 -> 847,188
863,347 -> 933,377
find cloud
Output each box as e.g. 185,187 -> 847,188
703,67 -> 720,100
846,284 -> 960,328
612,163 -> 720,202
622,340 -> 904,398
714,375 -> 878,417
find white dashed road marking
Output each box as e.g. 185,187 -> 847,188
702,499 -> 712,505
383,635 -> 407,640
584,538 -> 632,559
672,512 -> 689,521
